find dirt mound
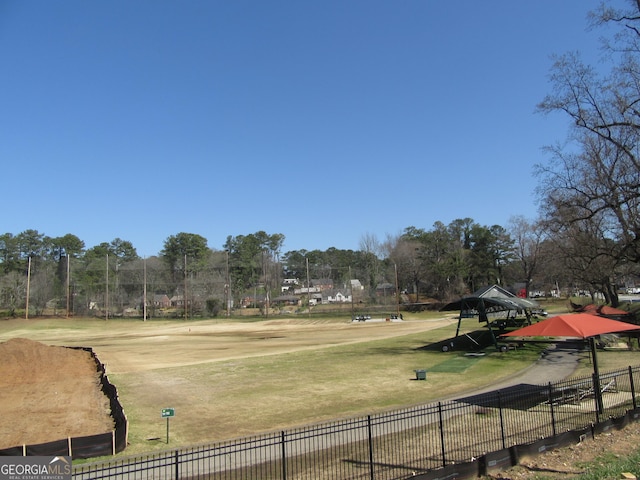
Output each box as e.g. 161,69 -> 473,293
0,338 -> 114,449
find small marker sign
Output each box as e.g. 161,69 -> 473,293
161,408 -> 175,443
161,408 -> 175,418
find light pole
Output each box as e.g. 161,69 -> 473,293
394,263 -> 400,317
226,250 -> 231,317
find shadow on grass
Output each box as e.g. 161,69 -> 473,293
415,328 -> 497,353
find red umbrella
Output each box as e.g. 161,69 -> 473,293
501,313 -> 640,413
501,313 -> 639,339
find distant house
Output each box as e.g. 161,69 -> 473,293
240,295 -> 265,308
293,286 -> 321,295
376,283 -> 395,296
281,278 -> 300,292
271,295 -> 300,306
325,290 -> 352,304
311,278 -> 334,291
309,293 -> 323,306
170,295 -> 191,307
153,294 -> 171,308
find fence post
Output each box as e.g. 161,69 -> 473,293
281,431 -> 287,480
592,372 -> 602,423
629,366 -> 637,410
548,382 -> 557,437
174,450 -> 179,480
438,402 -> 446,468
498,391 -> 506,450
590,338 -> 604,417
367,415 -> 374,480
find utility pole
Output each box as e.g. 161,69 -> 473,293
349,266 -> 354,320
25,257 -> 31,320
143,257 -> 147,321
226,250 -> 231,316
306,257 -> 311,319
394,263 -> 400,317
263,250 -> 268,319
66,255 -> 70,318
184,254 -> 188,320
105,254 -> 109,321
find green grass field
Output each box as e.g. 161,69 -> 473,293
2,310 -> 640,457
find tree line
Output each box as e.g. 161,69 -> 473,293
0,211 -> 636,318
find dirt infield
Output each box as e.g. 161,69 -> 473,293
0,338 -> 114,449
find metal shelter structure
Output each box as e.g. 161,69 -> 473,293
440,285 -> 540,350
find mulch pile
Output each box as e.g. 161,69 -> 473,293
0,338 -> 114,449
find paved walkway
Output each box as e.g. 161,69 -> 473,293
449,341 -> 589,401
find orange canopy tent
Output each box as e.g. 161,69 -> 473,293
500,313 -> 639,339
501,313 -> 640,412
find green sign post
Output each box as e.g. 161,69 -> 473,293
161,408 -> 175,443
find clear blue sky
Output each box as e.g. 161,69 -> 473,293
0,1 -> 614,256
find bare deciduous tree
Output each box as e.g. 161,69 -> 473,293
508,216 -> 545,296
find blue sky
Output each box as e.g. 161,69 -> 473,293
0,1 -> 615,256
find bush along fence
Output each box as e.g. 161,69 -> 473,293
0,347 -> 128,460
72,365 -> 640,480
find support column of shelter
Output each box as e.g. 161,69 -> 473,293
589,337 -> 604,414
479,300 -> 501,350
454,298 -> 468,338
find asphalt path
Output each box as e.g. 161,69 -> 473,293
450,341 -> 588,401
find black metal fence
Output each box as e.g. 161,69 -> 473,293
73,365 -> 640,480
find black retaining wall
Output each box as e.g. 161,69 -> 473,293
413,408 -> 640,480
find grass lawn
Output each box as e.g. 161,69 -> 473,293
572,347 -> 640,376
0,309 -> 624,456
